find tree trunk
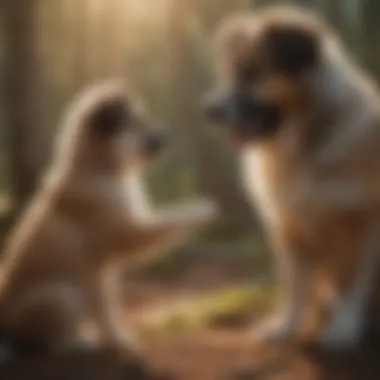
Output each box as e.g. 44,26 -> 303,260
166,0 -> 254,233
361,0 -> 380,81
3,0 -> 46,214
324,0 -> 344,29
70,0 -> 89,88
295,0 -> 314,7
99,0 -> 126,78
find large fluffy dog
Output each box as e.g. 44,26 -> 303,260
203,7 -> 380,348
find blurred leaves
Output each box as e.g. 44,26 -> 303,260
140,284 -> 277,338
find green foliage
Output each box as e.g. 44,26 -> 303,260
140,284 -> 276,338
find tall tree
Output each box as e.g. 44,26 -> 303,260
361,0 -> 380,81
3,0 -> 46,214
295,0 -> 314,7
97,0 -> 126,78
323,0 -> 344,29
70,0 -> 89,88
166,0 -> 254,232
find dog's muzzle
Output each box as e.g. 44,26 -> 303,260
202,88 -> 282,141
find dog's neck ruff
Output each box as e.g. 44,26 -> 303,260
307,37 -> 380,166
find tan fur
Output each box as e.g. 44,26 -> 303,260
0,80 -> 217,356
210,7 -> 380,347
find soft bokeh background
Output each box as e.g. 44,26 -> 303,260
0,1 -> 379,377
1,0 -> 379,239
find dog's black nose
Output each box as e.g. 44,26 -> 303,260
145,133 -> 167,155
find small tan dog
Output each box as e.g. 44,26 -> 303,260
203,7 -> 380,348
0,81 -> 217,360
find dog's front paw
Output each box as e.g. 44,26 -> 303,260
195,197 -> 219,221
115,329 -> 145,356
250,314 -> 296,344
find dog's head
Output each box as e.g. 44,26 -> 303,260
203,8 -> 324,148
58,80 -> 167,173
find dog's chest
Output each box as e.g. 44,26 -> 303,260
240,148 -> 299,229
122,174 -> 152,220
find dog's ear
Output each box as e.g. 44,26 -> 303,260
90,99 -> 129,136
265,23 -> 320,75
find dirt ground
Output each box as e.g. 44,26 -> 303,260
2,252 -> 378,380
1,254 -> 379,380
120,258 -> 380,380
145,334 -> 380,380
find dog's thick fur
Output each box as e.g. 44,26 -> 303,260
0,81 -> 217,358
203,7 -> 380,348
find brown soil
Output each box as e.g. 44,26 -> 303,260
145,334 -> 380,380
2,255 -> 379,380
120,260 -> 380,380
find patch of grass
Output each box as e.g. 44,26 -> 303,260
140,284 -> 277,338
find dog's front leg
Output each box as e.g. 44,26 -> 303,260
250,248 -> 309,344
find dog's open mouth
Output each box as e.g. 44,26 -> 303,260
202,90 -> 283,147
229,116 -> 282,149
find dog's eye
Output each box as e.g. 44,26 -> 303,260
91,99 -> 129,136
